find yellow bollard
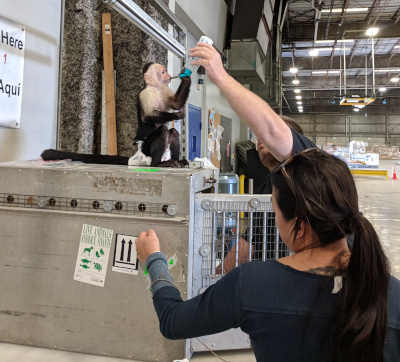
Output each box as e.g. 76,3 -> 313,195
239,175 -> 245,234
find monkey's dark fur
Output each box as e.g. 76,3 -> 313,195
41,62 -> 190,167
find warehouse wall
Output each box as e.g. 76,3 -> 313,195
287,105 -> 400,148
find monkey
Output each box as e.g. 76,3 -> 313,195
135,62 -> 191,167
41,62 -> 191,168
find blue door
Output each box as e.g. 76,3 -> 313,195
188,104 -> 202,161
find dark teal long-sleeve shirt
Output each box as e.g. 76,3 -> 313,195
146,252 -> 400,361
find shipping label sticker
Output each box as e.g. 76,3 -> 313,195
112,234 -> 139,275
73,224 -> 113,287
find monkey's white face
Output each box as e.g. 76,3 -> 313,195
157,65 -> 171,84
145,64 -> 171,87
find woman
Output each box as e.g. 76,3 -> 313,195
136,149 -> 400,361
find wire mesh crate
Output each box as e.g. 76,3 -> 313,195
190,193 -> 289,353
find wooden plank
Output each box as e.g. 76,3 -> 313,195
350,169 -> 388,179
102,13 -> 117,155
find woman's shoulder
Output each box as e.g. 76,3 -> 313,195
389,276 -> 400,299
239,259 -> 329,282
388,276 -> 400,330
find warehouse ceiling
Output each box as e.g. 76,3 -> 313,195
282,0 -> 400,113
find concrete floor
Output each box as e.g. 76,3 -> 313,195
1,160 -> 399,362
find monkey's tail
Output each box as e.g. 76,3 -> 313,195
41,149 -> 130,165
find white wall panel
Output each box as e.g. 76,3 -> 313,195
0,0 -> 62,162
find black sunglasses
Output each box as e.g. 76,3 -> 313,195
271,147 -> 320,193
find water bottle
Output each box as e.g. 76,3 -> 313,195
180,36 -> 213,78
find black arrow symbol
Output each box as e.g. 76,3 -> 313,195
127,240 -> 133,262
120,239 -> 126,261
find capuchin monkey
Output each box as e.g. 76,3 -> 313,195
41,62 -> 191,168
135,62 -> 190,167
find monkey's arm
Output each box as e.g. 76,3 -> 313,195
142,110 -> 185,125
139,87 -> 185,125
168,77 -> 191,110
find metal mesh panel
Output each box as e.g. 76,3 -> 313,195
196,196 -> 289,292
0,193 -> 176,218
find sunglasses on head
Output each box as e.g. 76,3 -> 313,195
271,147 -> 320,193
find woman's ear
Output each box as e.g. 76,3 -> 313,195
296,220 -> 307,239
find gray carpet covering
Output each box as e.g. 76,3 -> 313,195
60,0 -> 169,157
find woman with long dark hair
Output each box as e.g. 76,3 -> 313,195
136,149 -> 399,361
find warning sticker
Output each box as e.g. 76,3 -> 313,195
73,224 -> 113,287
112,234 -> 139,275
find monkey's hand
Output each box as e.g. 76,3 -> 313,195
179,158 -> 189,167
179,69 -> 192,78
176,109 -> 185,119
143,110 -> 185,124
156,159 -> 182,168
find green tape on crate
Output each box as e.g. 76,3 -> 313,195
131,168 -> 161,172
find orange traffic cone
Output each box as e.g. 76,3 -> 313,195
391,165 -> 398,180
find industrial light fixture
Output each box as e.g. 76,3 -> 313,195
379,87 -> 387,92
309,49 -> 319,56
290,67 -> 298,74
299,109 -> 303,113
395,45 -> 400,49
391,77 -> 400,82
292,79 -> 300,85
294,89 -> 301,93
295,95 -> 302,100
312,71 -> 327,74
354,108 -> 360,112
375,69 -> 400,72
315,39 -> 354,43
297,101 -> 302,105
328,70 -> 341,74
321,8 -> 368,13
366,28 -> 379,36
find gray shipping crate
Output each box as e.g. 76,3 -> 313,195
0,160 -> 218,361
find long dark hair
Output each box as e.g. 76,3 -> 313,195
270,150 -> 390,361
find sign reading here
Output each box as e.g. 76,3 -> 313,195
0,15 -> 25,128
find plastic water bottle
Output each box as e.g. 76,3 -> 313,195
180,36 -> 213,78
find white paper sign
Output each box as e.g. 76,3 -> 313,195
74,224 -> 113,287
0,16 -> 25,128
112,234 -> 139,275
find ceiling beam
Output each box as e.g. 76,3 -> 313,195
330,0 -> 350,64
370,39 -> 383,60
288,9 -> 314,22
349,39 -> 361,64
389,40 -> 400,61
282,77 -> 400,88
282,54 -> 400,69
367,0 -> 382,25
284,21 -> 400,42
324,0 -> 335,39
393,6 -> 400,23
